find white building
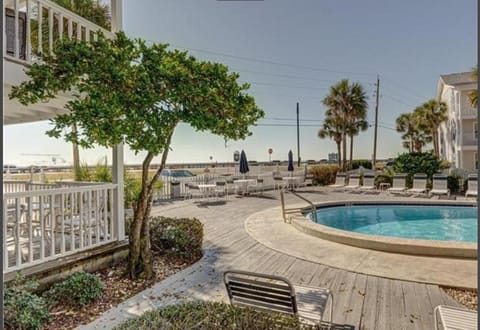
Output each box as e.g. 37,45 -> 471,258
3,0 -> 126,281
436,72 -> 478,171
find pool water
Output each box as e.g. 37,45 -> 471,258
309,205 -> 477,243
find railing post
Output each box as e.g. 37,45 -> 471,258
112,143 -> 125,241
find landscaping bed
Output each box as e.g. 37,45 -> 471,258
443,287 -> 478,311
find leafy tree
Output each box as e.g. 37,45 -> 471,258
393,152 -> 442,187
468,65 -> 478,107
414,99 -> 447,157
321,79 -> 368,170
10,32 -> 264,279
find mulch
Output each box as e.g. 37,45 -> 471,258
42,254 -> 196,330
442,287 -> 478,311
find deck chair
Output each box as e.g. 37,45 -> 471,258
224,270 -> 333,327
329,173 -> 347,188
465,174 -> 478,198
434,305 -> 477,330
359,174 -> 376,191
387,174 -> 407,194
429,174 -> 450,197
214,181 -> 227,199
407,173 -> 428,194
345,174 -> 361,190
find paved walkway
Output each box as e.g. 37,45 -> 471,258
81,188 -> 472,329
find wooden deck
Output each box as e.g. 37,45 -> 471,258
82,188 -> 467,330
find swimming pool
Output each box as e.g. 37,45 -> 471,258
308,204 -> 477,243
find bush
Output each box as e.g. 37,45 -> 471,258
4,273 -> 50,330
150,217 -> 203,262
309,165 -> 340,185
351,159 -> 372,170
374,173 -> 393,189
393,152 -> 442,188
447,174 -> 462,193
114,301 -> 318,330
46,271 -> 103,306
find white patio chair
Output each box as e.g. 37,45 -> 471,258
359,174 -> 376,191
434,305 -> 477,330
387,174 -> 407,194
329,173 -> 347,188
345,175 -> 361,190
465,174 -> 478,198
407,173 -> 428,194
429,174 -> 450,197
247,178 -> 265,195
214,181 -> 227,199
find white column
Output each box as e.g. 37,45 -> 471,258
112,143 -> 125,240
110,0 -> 123,32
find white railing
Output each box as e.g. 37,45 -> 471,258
3,183 -> 117,273
4,0 -> 114,63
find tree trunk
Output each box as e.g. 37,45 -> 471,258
432,131 -> 439,157
127,127 -> 176,279
72,123 -> 81,180
349,134 -> 354,169
336,141 -> 342,168
342,133 -> 347,171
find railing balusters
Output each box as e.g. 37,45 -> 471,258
4,200 -> 8,270
39,196 -> 44,259
109,189 -> 114,239
96,190 -> 100,244
15,198 -> 22,267
87,190 -> 92,246
50,194 -> 54,256
67,17 -> 72,39
60,193 -> 65,253
70,191 -> 75,252
76,22 -> 81,40
79,191 -> 84,249
58,12 -> 63,40
37,1 -> 42,54
28,196 -> 33,263
103,189 -> 108,242
14,0 -> 19,58
25,0 -> 31,62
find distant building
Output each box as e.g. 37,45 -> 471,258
436,72 -> 477,171
328,153 -> 338,163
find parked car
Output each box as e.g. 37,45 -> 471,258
3,165 -> 21,174
160,169 -> 196,178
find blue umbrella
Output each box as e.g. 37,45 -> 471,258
239,150 -> 249,176
288,150 -> 294,173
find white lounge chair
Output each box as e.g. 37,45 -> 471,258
429,174 -> 450,197
434,305 -> 477,330
359,174 -> 376,191
387,174 -> 407,194
329,173 -> 347,188
345,174 -> 361,190
407,173 -> 428,195
465,174 -> 478,198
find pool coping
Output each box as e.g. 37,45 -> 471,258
291,200 -> 477,259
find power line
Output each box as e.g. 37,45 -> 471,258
382,94 -> 416,108
382,76 -> 431,101
240,81 -> 330,91
229,67 -> 341,84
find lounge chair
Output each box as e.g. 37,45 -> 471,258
407,173 -> 428,195
434,305 -> 477,330
429,174 -> 450,197
345,174 -> 361,190
359,174 -> 376,191
329,173 -> 347,188
387,174 -> 407,194
224,270 -> 333,326
465,174 -> 478,198
215,181 -> 227,199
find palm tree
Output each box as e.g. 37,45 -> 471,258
322,79 -> 368,170
468,65 -> 478,107
345,82 -> 368,167
318,116 -> 343,167
396,112 -> 418,152
347,118 -> 369,166
414,100 -> 447,157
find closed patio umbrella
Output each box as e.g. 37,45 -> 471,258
288,150 -> 294,175
239,150 -> 249,178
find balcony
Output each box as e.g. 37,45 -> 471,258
462,132 -> 477,146
4,0 -> 114,64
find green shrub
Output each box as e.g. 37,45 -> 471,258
4,273 -> 50,330
374,173 -> 393,189
150,217 -> 203,262
447,174 -> 462,193
47,271 -> 103,306
114,301 -> 318,330
309,165 -> 340,185
351,159 -> 372,170
94,157 -> 112,182
393,152 -> 442,187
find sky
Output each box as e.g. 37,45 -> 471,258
3,0 -> 477,166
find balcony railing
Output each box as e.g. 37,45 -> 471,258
3,182 -> 117,273
5,0 -> 114,63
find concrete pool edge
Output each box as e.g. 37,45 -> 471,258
293,200 -> 477,259
245,203 -> 477,289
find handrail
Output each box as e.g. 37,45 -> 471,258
280,189 -> 317,223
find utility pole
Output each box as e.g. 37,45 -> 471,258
372,75 -> 380,169
296,102 -> 300,166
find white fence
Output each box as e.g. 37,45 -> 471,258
5,0 -> 113,63
3,182 -> 117,273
